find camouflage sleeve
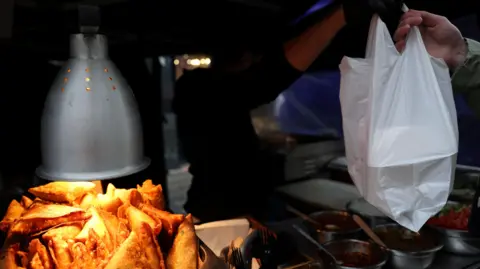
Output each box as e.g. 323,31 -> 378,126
452,38 -> 480,117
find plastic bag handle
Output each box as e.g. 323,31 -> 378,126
400,5 -> 438,66
365,4 -> 410,59
364,16 -> 396,59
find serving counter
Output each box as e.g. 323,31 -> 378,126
274,159 -> 480,269
267,218 -> 480,269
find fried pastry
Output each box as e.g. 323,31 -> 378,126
29,182 -> 96,204
0,180 -> 197,269
28,239 -> 53,269
78,193 -> 96,210
3,243 -> 19,269
75,208 -> 111,251
29,252 -> 43,269
96,209 -> 129,248
20,196 -> 33,209
118,204 -> 161,235
48,238 -> 73,269
104,222 -> 165,269
0,200 -> 25,232
167,214 -> 198,269
137,179 -> 165,210
85,229 -> 111,268
95,194 -> 123,214
69,242 -> 95,269
42,224 -> 82,242
16,251 -> 28,267
112,188 -> 132,204
138,203 -> 184,237
105,183 -> 116,197
10,204 -> 90,235
126,189 -> 144,207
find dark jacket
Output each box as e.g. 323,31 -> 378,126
173,48 -> 302,222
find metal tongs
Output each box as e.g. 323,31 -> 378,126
291,225 -> 337,268
221,218 -> 278,269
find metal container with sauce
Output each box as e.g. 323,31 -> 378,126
305,211 -> 362,244
374,223 -> 443,269
322,239 -> 388,269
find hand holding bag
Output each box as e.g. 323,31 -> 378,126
339,13 -> 458,231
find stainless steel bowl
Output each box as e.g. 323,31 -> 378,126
428,201 -> 480,255
305,211 -> 362,244
322,239 -> 388,269
346,198 -> 391,227
431,226 -> 480,255
374,224 -> 443,269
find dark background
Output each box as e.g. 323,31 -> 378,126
0,0 -> 478,195
2,0 -> 479,59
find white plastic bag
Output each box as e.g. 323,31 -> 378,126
339,15 -> 459,231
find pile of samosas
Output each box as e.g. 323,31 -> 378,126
0,180 -> 198,269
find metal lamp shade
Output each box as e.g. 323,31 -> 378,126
36,34 -> 150,181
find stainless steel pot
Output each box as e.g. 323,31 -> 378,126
431,226 -> 480,255
36,34 -> 150,181
322,239 -> 388,269
305,211 -> 362,244
374,223 -> 443,269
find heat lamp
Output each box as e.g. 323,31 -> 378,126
36,6 -> 150,181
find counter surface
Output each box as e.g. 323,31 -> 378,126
430,253 -> 479,269
268,218 -> 480,269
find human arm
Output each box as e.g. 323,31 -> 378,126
226,0 -> 403,111
452,39 -> 480,116
229,7 -> 346,110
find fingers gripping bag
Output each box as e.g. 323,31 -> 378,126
339,14 -> 458,231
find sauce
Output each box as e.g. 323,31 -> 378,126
312,213 -> 358,231
335,252 -> 373,267
376,228 -> 436,252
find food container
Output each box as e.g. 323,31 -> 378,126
322,239 -> 388,269
374,224 -> 443,269
427,202 -> 480,255
345,198 -> 391,227
431,226 -> 480,255
305,211 -> 362,244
